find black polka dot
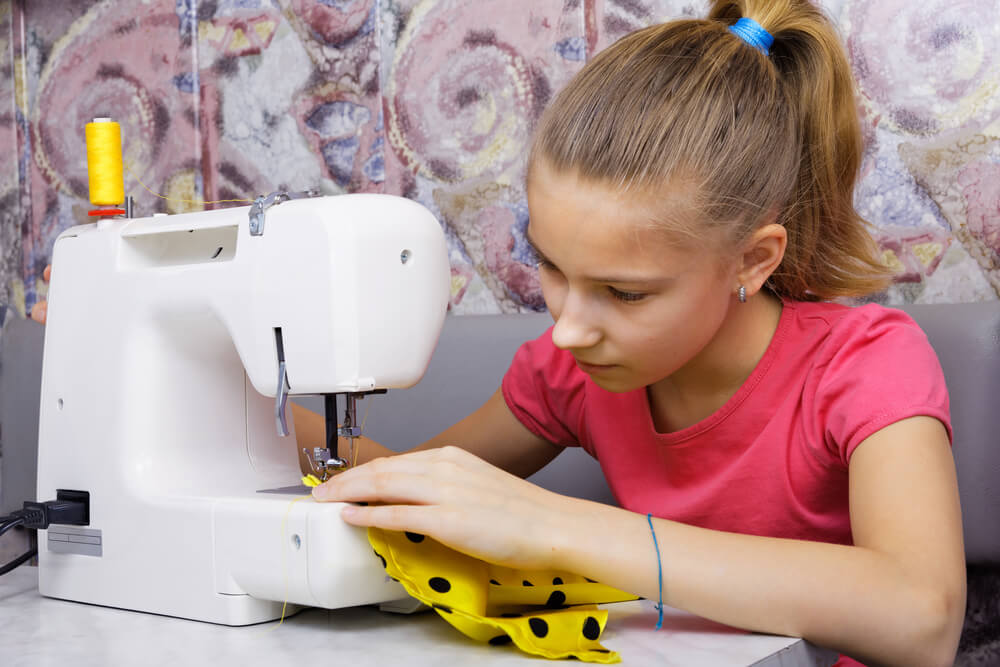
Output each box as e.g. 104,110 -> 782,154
489,634 -> 512,646
429,576 -> 451,593
489,579 -> 501,586
582,616 -> 601,640
545,591 -> 567,608
405,531 -> 425,543
500,612 -> 522,618
522,580 -> 533,587
593,649 -> 610,654
585,577 -> 597,583
432,603 -> 452,614
373,550 -> 387,569
529,617 -> 549,638
552,577 -> 564,585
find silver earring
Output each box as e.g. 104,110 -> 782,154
737,285 -> 747,303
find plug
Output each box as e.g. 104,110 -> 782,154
18,490 -> 89,530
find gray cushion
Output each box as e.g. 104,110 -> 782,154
0,314 -> 44,517
902,302 -> 1000,565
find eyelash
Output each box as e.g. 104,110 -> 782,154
608,287 -> 647,303
529,244 -> 647,303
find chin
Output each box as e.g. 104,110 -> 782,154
587,374 -> 642,394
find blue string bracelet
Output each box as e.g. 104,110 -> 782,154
647,513 -> 664,630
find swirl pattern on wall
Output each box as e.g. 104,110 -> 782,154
3,0 -> 1000,319
385,0 -> 546,184
846,0 -> 1000,136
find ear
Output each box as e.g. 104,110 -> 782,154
736,223 -> 786,297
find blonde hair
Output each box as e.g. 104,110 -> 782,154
529,0 -> 891,300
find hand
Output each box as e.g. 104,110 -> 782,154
29,264 -> 51,324
312,446 -> 582,572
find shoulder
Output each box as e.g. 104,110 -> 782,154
785,300 -> 951,464
786,300 -> 933,370
789,299 -> 922,335
501,327 -> 589,447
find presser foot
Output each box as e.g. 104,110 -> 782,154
303,447 -> 349,482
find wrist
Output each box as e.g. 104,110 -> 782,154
547,495 -> 616,574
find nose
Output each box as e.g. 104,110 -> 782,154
550,291 -> 602,351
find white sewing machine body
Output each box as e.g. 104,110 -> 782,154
35,194 -> 450,624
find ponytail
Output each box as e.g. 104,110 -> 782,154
710,1 -> 891,298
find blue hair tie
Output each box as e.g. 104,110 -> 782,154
728,17 -> 773,56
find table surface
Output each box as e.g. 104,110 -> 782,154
0,567 -> 837,666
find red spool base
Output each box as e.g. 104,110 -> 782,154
88,208 -> 126,217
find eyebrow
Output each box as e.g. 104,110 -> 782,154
524,226 -> 673,286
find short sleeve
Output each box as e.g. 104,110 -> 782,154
814,305 -> 952,466
501,328 -> 585,447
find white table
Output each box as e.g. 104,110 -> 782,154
0,567 -> 837,666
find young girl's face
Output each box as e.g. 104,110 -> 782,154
526,162 -> 739,393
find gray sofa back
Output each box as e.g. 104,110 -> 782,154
2,303 -> 998,563
902,303 -> 1000,564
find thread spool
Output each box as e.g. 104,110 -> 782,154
85,117 -> 125,207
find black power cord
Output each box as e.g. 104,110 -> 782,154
0,515 -> 35,576
0,492 -> 89,576
0,536 -> 36,576
0,515 -> 26,537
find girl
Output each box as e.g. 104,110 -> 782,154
297,2 -> 966,665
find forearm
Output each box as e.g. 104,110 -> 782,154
554,499 -> 962,667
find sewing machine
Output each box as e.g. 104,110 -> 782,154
35,193 -> 450,624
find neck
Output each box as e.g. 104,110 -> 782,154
648,291 -> 784,432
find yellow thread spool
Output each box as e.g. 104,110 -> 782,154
85,117 -> 125,206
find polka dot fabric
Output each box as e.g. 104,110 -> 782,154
368,528 -> 636,662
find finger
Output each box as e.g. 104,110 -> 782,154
339,505 -> 481,558
316,450 -> 466,492
314,469 -> 453,506
43,264 -> 51,282
339,503 -> 441,534
341,446 -> 495,484
30,301 -> 47,324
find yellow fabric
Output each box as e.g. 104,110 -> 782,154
300,476 -> 636,660
368,527 -> 637,663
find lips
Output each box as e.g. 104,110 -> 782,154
574,358 -> 616,374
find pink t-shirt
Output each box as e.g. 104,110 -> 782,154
502,300 -> 950,665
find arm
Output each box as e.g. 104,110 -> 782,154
292,388 -> 564,478
563,415 -> 965,667
319,414 -> 965,667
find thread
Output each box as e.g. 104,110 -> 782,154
123,162 -> 252,206
257,492 -> 312,636
86,118 -> 125,206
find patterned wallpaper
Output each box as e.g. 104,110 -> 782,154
0,0 -> 997,321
